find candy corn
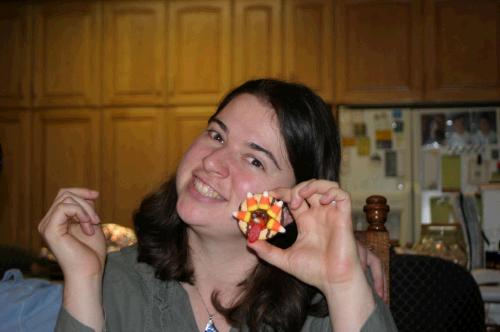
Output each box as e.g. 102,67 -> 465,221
258,191 -> 271,210
266,218 -> 286,233
246,192 -> 258,211
266,200 -> 283,220
232,211 -> 251,223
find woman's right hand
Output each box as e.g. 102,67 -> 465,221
38,188 -> 106,330
38,188 -> 106,278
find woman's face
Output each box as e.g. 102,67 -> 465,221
176,93 -> 296,238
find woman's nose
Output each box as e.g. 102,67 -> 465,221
202,147 -> 230,178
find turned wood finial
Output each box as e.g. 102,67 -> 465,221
363,195 -> 390,231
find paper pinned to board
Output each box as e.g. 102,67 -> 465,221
357,136 -> 370,156
423,150 -> 441,190
481,184 -> 500,251
441,155 -> 461,192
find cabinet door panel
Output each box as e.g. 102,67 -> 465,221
32,110 -> 100,248
168,0 -> 231,105
103,1 -> 166,105
0,111 -> 31,248
166,107 -> 212,172
425,0 -> 500,101
336,0 -> 423,103
33,2 -> 99,107
101,109 -> 167,228
0,4 -> 31,108
285,0 -> 334,102
233,0 -> 282,85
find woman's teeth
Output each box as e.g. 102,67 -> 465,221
194,178 -> 223,199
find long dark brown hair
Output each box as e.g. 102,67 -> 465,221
134,79 -> 341,331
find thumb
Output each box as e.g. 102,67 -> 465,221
247,240 -> 288,271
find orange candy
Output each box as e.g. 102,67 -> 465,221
266,218 -> 286,233
233,192 -> 286,241
245,192 -> 258,211
267,200 -> 283,220
258,191 -> 271,210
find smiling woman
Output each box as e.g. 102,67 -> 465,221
38,79 -> 397,332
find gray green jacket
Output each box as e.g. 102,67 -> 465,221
56,246 -> 397,331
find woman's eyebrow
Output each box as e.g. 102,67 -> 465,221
249,142 -> 281,170
208,118 -> 228,133
209,116 -> 281,170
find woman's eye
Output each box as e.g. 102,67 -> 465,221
208,130 -> 224,143
248,157 -> 264,170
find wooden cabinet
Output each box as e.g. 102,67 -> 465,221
336,0 -> 500,104
0,111 -> 31,248
33,2 -> 99,107
101,109 -> 167,228
102,1 -> 166,105
335,0 -> 423,104
0,4 -> 31,108
233,0 -> 283,85
166,106 -> 213,172
3,0 -> 500,249
167,0 -> 231,105
424,0 -> 500,101
284,0 -> 334,102
32,109 -> 100,248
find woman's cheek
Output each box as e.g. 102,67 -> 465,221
232,171 -> 267,198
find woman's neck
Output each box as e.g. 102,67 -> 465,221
187,228 -> 258,291
183,229 -> 258,332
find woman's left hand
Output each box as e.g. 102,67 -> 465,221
247,179 -> 366,295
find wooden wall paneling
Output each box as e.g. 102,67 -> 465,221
33,1 -> 100,107
167,0 -> 231,105
284,0 -> 334,102
0,3 -> 31,108
102,1 -> 166,105
335,0 -> 423,104
166,106 -> 213,173
32,109 -> 100,249
424,0 -> 500,102
101,108 -> 168,229
0,111 -> 31,248
233,0 -> 283,85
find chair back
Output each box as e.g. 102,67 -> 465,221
354,195 -> 391,302
390,254 -> 485,331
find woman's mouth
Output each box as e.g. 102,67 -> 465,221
193,178 -> 224,200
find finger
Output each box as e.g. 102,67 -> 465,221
320,188 -> 351,213
301,193 -> 324,208
85,199 -> 96,209
367,250 -> 385,300
271,179 -> 315,209
55,192 -> 100,224
55,188 -> 99,202
42,202 -> 93,240
246,239 -> 289,272
70,221 -> 95,236
69,216 -> 95,236
38,196 -> 86,234
298,180 -> 339,199
297,181 -> 350,209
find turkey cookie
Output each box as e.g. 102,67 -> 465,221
232,191 -> 286,243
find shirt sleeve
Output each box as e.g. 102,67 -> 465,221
301,291 -> 397,332
360,292 -> 398,332
55,307 -> 96,332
